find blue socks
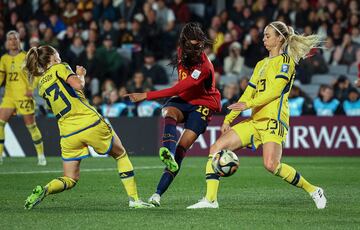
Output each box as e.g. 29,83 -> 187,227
162,117 -> 177,155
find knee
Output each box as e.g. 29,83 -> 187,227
263,158 -> 279,173
162,109 -> 178,121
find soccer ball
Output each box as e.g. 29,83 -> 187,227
212,150 -> 239,177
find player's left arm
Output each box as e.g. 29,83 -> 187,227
246,59 -> 293,109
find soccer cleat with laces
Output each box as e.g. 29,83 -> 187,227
148,193 -> 161,207
310,187 -> 327,209
186,197 -> 219,209
37,155 -> 47,166
159,147 -> 179,172
129,199 -> 155,209
24,185 -> 46,210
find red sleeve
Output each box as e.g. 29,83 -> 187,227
147,68 -> 209,100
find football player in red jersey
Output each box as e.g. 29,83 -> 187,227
126,22 -> 221,207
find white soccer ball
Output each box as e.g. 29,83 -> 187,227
212,149 -> 239,177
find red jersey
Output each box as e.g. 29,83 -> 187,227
146,50 -> 221,112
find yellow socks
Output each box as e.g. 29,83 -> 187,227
45,176 -> 77,195
205,155 -> 220,202
274,163 -> 317,193
0,120 -> 5,158
26,124 -> 44,157
116,153 -> 139,201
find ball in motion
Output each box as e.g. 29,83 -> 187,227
212,150 -> 239,177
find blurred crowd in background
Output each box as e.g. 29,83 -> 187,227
0,0 -> 359,117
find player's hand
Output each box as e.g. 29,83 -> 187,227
76,65 -> 86,77
124,93 -> 147,102
228,102 -> 247,111
221,123 -> 231,134
25,90 -> 33,97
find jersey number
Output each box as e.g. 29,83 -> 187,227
9,72 -> 19,81
43,83 -> 71,118
258,79 -> 266,92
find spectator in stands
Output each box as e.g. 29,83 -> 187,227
47,13 -> 66,35
96,34 -> 124,86
220,83 -> 239,115
209,15 -> 224,54
119,0 -> 138,23
313,85 -> 341,116
275,0 -> 292,26
101,79 -> 117,103
127,71 -> 153,93
65,36 -> 85,70
39,27 -> 59,49
241,26 -> 267,72
333,75 -> 357,102
156,0 -> 176,56
100,18 -> 118,45
229,0 -> 245,24
322,36 -> 337,65
223,41 -> 244,77
77,10 -> 93,32
330,23 -> 344,46
335,34 -> 360,66
62,1 -> 79,26
77,0 -> 94,13
343,88 -> 360,116
351,27 -> 360,45
288,84 -> 314,116
102,89 -> 127,118
79,42 -> 101,96
238,6 -> 254,33
141,51 -> 168,85
29,36 -> 40,48
171,0 -> 191,26
143,9 -> 161,58
93,0 -> 117,22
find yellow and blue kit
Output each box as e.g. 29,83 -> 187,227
0,51 -> 37,115
225,53 -> 295,149
38,63 -> 114,160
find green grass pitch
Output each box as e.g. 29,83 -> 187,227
1,156 -> 359,230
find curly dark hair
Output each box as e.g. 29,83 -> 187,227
171,22 -> 213,70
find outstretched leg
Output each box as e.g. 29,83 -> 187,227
263,142 -> 327,209
149,129 -> 197,206
24,160 -> 79,210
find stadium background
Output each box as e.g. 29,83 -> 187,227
0,0 -> 359,157
0,1 -> 360,229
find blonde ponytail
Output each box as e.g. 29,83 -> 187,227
268,21 -> 323,64
24,45 -> 57,83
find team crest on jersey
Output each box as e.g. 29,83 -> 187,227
281,64 -> 289,73
191,69 -> 201,80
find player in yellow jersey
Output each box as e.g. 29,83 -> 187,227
188,21 -> 327,209
0,31 -> 46,165
23,45 -> 153,209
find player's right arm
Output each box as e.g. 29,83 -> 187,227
56,63 -> 85,90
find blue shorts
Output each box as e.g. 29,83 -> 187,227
163,97 -> 212,136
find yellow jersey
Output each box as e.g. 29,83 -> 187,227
38,63 -> 101,137
0,51 -> 36,99
224,53 -> 295,129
